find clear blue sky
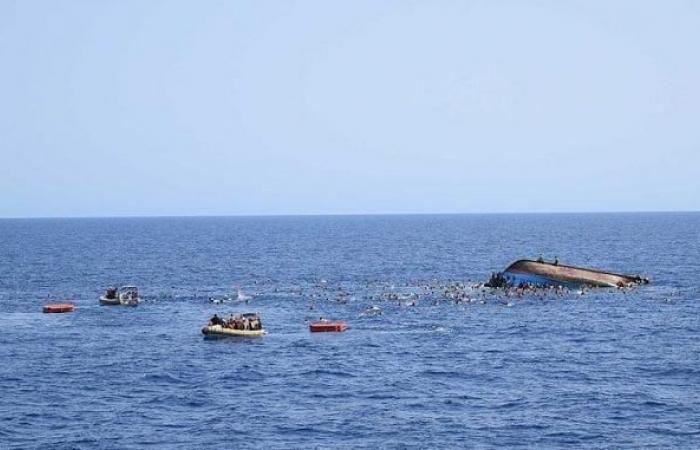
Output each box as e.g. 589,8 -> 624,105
1,0 -> 698,217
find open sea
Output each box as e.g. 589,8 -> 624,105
1,213 -> 699,449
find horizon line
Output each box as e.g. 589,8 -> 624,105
1,210 -> 698,220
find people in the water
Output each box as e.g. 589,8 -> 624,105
485,272 -> 507,288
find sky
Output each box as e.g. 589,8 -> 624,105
0,0 -> 698,217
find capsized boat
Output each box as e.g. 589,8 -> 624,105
99,286 -> 140,306
487,259 -> 649,289
201,312 -> 266,338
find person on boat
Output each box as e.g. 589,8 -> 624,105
209,314 -> 224,326
537,255 -> 544,263
553,256 -> 559,266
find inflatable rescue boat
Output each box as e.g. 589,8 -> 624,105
309,321 -> 347,332
43,303 -> 75,313
201,324 -> 267,338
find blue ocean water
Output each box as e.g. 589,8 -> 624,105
0,213 -> 699,449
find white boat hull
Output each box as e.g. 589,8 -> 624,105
201,325 -> 266,338
99,296 -> 139,306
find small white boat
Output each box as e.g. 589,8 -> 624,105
99,286 -> 140,306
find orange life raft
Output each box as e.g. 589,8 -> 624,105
43,303 -> 75,314
309,321 -> 347,332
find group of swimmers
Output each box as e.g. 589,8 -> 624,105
206,269 -> 644,319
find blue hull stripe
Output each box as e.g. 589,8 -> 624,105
503,271 -> 582,289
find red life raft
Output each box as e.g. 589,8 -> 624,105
309,321 -> 347,332
43,303 -> 75,314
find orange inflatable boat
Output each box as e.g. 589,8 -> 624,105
43,303 -> 75,313
309,321 -> 347,332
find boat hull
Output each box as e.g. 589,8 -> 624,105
99,296 -> 139,306
99,297 -> 121,305
201,325 -> 266,339
502,260 -> 646,288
